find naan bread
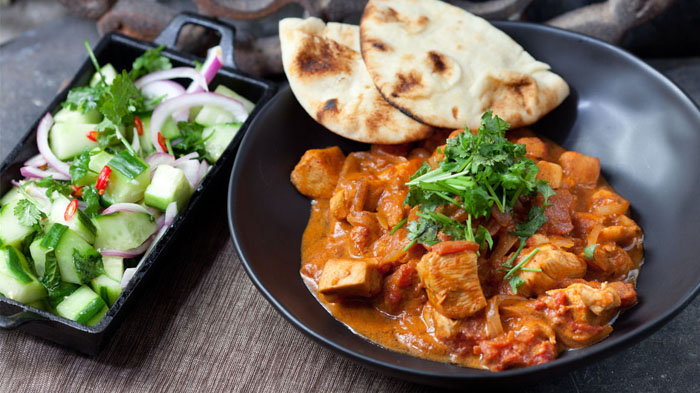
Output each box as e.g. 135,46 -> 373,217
360,0 -> 570,129
279,17 -> 433,144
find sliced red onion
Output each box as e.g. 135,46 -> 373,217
145,152 -> 175,167
197,160 -> 210,185
150,93 -> 247,152
134,67 -> 208,91
164,201 -> 177,227
175,159 -> 200,188
172,152 -> 198,166
24,154 -> 47,168
20,166 -> 70,181
186,46 -> 223,94
11,180 -> 21,188
121,268 -> 137,289
101,203 -> 152,216
36,113 -> 70,176
100,231 -> 155,257
77,200 -> 87,210
140,80 -> 189,121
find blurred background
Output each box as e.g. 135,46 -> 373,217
1,0 -> 699,78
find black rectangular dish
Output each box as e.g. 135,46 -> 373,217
0,12 -> 276,355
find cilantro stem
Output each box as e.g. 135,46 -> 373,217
402,239 -> 417,252
510,183 -> 525,207
390,218 -> 407,235
484,182 -> 504,212
165,138 -> 175,156
503,238 -> 526,268
114,128 -> 137,156
84,40 -> 106,86
15,183 -> 43,209
504,247 -> 540,280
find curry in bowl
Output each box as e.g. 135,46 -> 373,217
291,113 -> 642,371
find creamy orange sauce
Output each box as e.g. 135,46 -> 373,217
296,129 -> 643,370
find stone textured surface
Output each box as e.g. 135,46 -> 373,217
0,16 -> 698,393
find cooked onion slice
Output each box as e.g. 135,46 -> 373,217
150,92 -> 247,152
36,113 -> 70,176
24,154 -> 47,168
134,67 -> 208,91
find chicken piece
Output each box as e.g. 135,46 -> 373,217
515,245 -> 587,297
572,212 -> 604,239
318,258 -> 381,297
423,304 -> 460,340
588,243 -> 635,281
539,282 -> 622,348
536,161 -> 563,189
416,249 -> 487,319
540,189 -> 576,235
598,224 -> 642,247
558,151 -> 600,188
516,137 -> 548,161
589,189 -> 630,216
376,189 -> 407,228
291,147 -> 346,199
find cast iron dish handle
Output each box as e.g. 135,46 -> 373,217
0,310 -> 45,330
155,11 -> 238,69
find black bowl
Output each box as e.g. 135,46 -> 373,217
227,21 -> 700,386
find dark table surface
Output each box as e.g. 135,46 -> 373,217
0,15 -> 698,393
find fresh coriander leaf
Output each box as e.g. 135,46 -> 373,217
69,150 -> 93,183
130,45 -> 172,79
81,185 -> 101,217
584,244 -> 597,260
33,177 -> 72,200
513,206 -> 548,239
73,248 -> 104,284
99,70 -> 145,127
13,199 -> 43,228
171,121 -> 216,162
40,251 -> 61,291
405,217 -> 440,247
475,225 -> 493,250
62,86 -> 103,113
508,275 -> 525,294
537,180 -> 556,206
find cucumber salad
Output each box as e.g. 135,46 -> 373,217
0,42 -> 253,325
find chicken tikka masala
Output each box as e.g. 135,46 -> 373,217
291,112 -> 643,371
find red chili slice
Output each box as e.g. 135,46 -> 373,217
134,116 -> 144,136
95,165 -> 112,192
157,132 -> 168,152
72,185 -> 83,197
86,130 -> 98,142
64,198 -> 78,221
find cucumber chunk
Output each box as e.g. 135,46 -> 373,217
202,123 -> 241,163
0,199 -> 35,248
102,256 -> 124,281
94,211 -> 157,251
89,64 -> 117,87
55,285 -> 106,324
29,235 -> 51,277
144,165 -> 193,211
46,282 -> 80,309
137,116 -> 156,155
50,122 -> 99,160
161,116 -> 181,139
89,151 -> 151,204
0,188 -> 22,207
213,85 -> 255,114
87,305 -> 109,326
53,227 -> 97,284
91,274 -> 121,306
48,195 -> 96,244
0,246 -> 46,303
53,107 -> 102,124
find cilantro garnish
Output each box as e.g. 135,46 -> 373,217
81,185 -> 101,217
13,199 -> 44,229
62,86 -> 102,113
130,45 -> 172,80
72,248 -> 104,284
32,177 -> 73,200
171,121 -> 219,162
69,150 -> 94,183
584,244 -> 597,260
403,110 -> 556,294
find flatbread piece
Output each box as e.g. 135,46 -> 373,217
360,0 -> 570,129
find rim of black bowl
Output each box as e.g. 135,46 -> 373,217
227,20 -> 700,381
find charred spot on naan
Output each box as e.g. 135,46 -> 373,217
452,106 -> 459,120
391,70 -> 423,97
365,38 -> 391,52
480,73 -> 539,127
428,51 -> 448,74
316,98 -> 339,122
293,35 -> 355,77
363,3 -> 429,34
